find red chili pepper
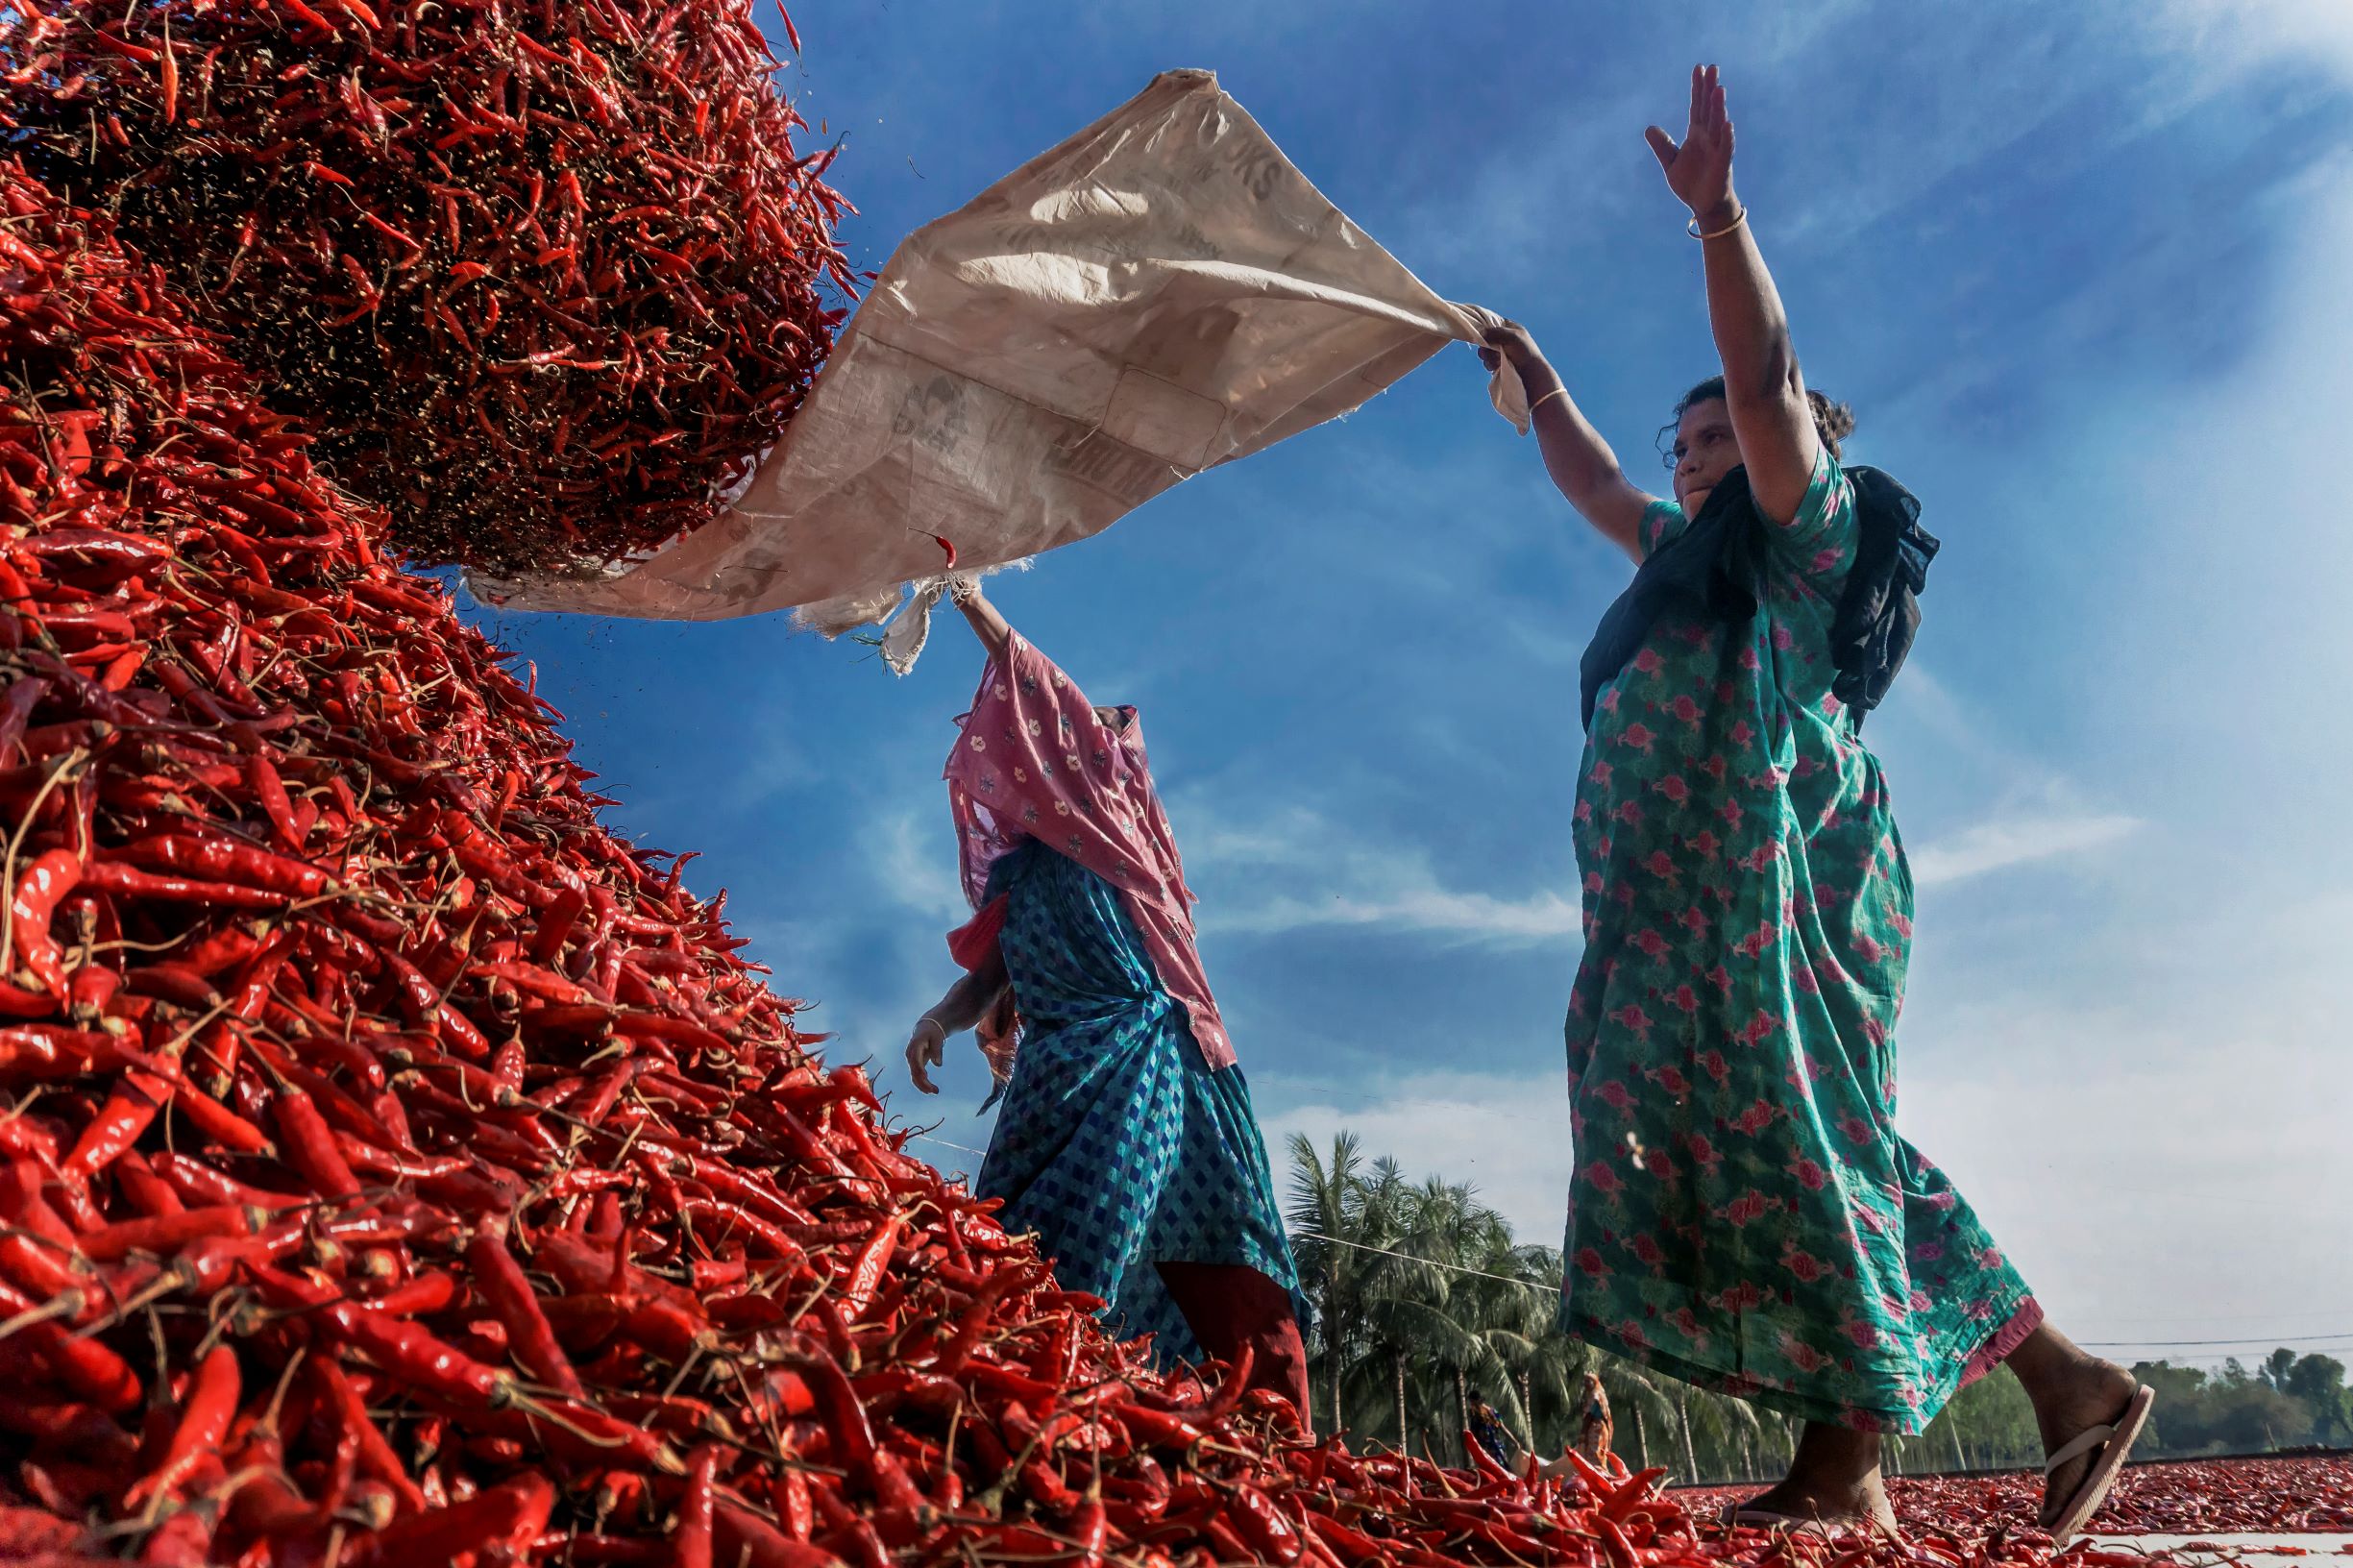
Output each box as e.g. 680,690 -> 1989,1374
6,849 -> 82,1000
1305,1509 -> 1386,1565
148,1150 -> 304,1212
467,1213 -> 584,1397
791,1348 -> 875,1473
135,1069 -> 274,1155
344,1473 -> 555,1568
1597,1515 -> 1639,1568
674,1443 -> 719,1568
125,1342 -> 236,1507
110,1150 -> 184,1217
0,1279 -> 140,1411
774,1465 -> 814,1541
58,1077 -> 159,1183
370,1269 -> 457,1317
0,1022 -> 151,1081
271,1089 -> 361,1202
717,1503 -> 839,1568
309,1357 -> 428,1513
1463,1428 -> 1510,1484
1559,1447 -> 1616,1497
78,860 -> 285,908
245,752 -> 304,849
1226,1483 -> 1305,1564
0,1164 -> 84,1302
319,1299 -> 506,1408
77,1204 -> 251,1263
1202,1516 -> 1256,1563
1600,1464 -> 1668,1522
1118,1402 -> 1208,1452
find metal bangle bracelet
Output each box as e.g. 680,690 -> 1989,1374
1687,204 -> 1749,241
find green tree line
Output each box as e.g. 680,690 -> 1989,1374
1285,1133 -> 2352,1481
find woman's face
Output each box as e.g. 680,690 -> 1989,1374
1092,705 -> 1132,733
1671,397 -> 1739,514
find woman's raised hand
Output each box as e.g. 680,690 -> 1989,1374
1646,64 -> 1738,224
1476,318 -> 1541,375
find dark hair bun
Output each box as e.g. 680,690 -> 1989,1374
1807,389 -> 1856,456
1659,375 -> 1860,465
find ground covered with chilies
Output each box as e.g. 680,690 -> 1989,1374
5,0 -> 851,573
1677,1456 -> 2353,1537
0,167 -> 2198,1568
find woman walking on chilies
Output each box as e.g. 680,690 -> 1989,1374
1481,66 -> 2152,1539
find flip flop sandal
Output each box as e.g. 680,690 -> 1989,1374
2046,1384 -> 2157,1547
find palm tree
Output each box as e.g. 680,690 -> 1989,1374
1285,1132 -> 1366,1434
1673,1384 -> 1766,1482
1277,1131 -> 1763,1480
1304,1155 -> 1432,1451
1392,1177 -> 1529,1464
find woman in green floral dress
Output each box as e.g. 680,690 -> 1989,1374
1478,66 -> 2150,1539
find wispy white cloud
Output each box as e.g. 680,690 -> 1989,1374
1911,811 -> 2141,889
2148,0 -> 2353,75
1217,885 -> 1582,942
870,807 -> 968,921
1185,783 -> 2141,940
1181,799 -> 1581,945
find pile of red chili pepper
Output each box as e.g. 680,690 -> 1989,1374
0,159 -> 2199,1568
1679,1455 -> 2353,1537
2,0 -> 851,573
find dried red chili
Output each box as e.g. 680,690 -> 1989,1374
10,0 -> 851,573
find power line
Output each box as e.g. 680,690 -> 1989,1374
2090,1306 -> 2353,1326
2079,1334 -> 2353,1351
1289,1232 -> 2353,1354
908,1141 -> 2353,1355
908,1131 -> 990,1160
1289,1228 -> 1556,1290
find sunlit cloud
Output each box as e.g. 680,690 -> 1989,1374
1911,812 -> 2141,889
1183,801 -> 1580,944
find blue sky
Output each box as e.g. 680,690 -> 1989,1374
463,0 -> 2353,1370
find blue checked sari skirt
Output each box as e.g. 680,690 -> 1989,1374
975,841 -> 1304,1369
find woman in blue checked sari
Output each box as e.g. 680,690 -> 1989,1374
905,581 -> 1310,1420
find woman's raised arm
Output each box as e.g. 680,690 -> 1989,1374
951,579 -> 1013,657
1648,64 -> 1821,525
1482,323 -> 1655,563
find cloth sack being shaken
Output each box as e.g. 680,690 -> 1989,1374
469,69 -> 1527,667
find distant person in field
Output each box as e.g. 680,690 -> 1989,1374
1468,1388 -> 1514,1467
1575,1372 -> 1614,1467
906,580 -> 1310,1419
1478,65 -> 2150,1539
1539,1372 -> 1616,1485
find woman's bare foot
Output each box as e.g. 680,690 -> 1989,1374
2003,1322 -> 2144,1530
1733,1423 -> 1900,1538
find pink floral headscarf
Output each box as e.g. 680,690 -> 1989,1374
942,632 -> 1237,1072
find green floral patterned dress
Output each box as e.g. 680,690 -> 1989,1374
1560,447 -> 2039,1433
